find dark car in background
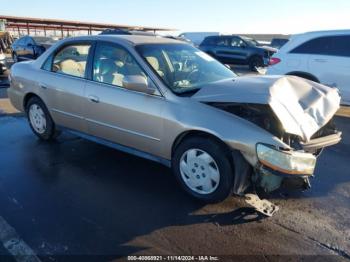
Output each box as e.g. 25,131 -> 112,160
270,38 -> 289,49
199,35 -> 276,71
11,36 -> 57,62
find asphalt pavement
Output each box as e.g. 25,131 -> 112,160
0,113 -> 349,261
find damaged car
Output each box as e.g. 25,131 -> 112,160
8,35 -> 341,203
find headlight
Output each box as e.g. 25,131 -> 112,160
257,144 -> 316,176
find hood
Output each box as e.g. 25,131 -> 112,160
258,45 -> 278,53
192,76 -> 341,141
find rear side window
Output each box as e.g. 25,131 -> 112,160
52,44 -> 91,78
330,35 -> 350,57
291,35 -> 350,57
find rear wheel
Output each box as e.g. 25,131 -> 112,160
249,55 -> 264,71
26,97 -> 60,141
172,137 -> 234,203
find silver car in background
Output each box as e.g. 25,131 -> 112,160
8,35 -> 342,202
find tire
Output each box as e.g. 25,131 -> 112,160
25,96 -> 60,141
172,137 -> 234,203
249,55 -> 264,72
12,52 -> 19,63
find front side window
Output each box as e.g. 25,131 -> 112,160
216,38 -> 230,47
52,44 -> 91,78
137,43 -> 236,94
93,42 -> 146,87
231,37 -> 245,47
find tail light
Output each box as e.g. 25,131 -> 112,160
269,57 -> 281,66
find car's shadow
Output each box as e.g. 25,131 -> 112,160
19,130 -> 267,260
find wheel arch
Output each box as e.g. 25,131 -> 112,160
248,53 -> 263,61
286,71 -> 320,83
23,92 -> 42,110
171,130 -> 233,159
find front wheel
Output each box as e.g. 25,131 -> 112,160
249,56 -> 264,72
172,137 -> 234,203
26,96 -> 60,141
12,53 -> 19,63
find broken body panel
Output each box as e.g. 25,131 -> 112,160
192,75 -> 341,193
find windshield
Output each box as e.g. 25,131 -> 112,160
242,37 -> 259,46
136,43 -> 236,94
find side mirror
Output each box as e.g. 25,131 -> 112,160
122,75 -> 156,94
27,43 -> 33,47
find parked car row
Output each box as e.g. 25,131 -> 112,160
8,34 -> 341,203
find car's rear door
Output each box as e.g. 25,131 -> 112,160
24,37 -> 36,60
39,41 -> 93,131
307,35 -> 350,104
15,38 -> 26,59
83,41 -> 164,156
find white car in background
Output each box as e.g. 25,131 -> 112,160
267,30 -> 350,105
0,52 -> 7,75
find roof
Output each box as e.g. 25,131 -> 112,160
61,34 -> 184,45
299,29 -> 350,36
277,29 -> 350,53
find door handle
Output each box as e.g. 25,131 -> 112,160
314,58 -> 327,63
88,95 -> 100,103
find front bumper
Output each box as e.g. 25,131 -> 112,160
255,144 -> 317,193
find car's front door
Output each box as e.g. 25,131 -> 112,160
84,42 -> 164,156
214,37 -> 246,64
15,38 -> 26,59
213,37 -> 233,63
24,37 -> 36,60
227,37 -> 248,63
39,42 -> 92,131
